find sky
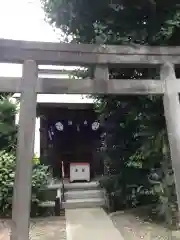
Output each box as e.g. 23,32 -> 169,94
0,0 -> 90,96
0,0 -> 59,42
0,0 -> 61,77
0,0 -> 91,99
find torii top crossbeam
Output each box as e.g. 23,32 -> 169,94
1,39 -> 180,95
0,38 -> 180,65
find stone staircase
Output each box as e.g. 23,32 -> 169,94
39,180 -> 105,212
63,181 -> 105,209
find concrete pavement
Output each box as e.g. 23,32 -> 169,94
65,208 -> 124,240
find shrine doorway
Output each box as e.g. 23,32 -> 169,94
38,102 -> 103,180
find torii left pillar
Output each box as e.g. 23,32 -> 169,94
10,60 -> 37,240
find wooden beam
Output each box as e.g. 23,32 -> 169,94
11,60 -> 37,240
0,77 -> 168,94
162,62 -> 180,214
1,39 -> 180,65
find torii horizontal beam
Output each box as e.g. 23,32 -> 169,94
1,38 -> 180,55
1,39 -> 180,65
0,77 -> 175,94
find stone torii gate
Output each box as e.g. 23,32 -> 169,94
0,39 -> 180,239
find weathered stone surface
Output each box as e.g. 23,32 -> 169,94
0,217 -> 66,240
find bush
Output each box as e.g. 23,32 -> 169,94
100,167 -> 158,212
0,151 -> 50,217
0,97 -> 17,153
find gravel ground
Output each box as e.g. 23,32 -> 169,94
0,217 -> 66,240
111,211 -> 180,240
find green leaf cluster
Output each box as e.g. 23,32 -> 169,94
0,97 -> 17,152
0,151 -> 50,217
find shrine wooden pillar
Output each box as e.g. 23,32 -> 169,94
10,60 -> 37,240
161,62 -> 180,212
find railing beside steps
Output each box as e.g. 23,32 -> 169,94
54,161 -> 65,215
61,161 -> 65,202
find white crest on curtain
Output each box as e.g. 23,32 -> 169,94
92,121 -> 99,131
55,122 -> 64,131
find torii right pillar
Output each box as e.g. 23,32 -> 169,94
162,62 -> 180,219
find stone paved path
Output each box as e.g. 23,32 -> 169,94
0,217 -> 66,240
65,208 -> 124,240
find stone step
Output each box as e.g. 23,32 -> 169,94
63,198 -> 105,209
64,181 -> 100,191
38,201 -> 65,216
65,189 -> 104,200
38,201 -> 55,207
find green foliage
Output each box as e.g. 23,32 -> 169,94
41,0 -> 180,226
41,0 -> 180,45
97,95 -> 164,209
33,154 -> 40,165
0,151 -> 50,217
0,97 -> 17,152
0,151 -> 15,215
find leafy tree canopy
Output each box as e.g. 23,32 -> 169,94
42,0 -> 180,45
41,0 -> 180,224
